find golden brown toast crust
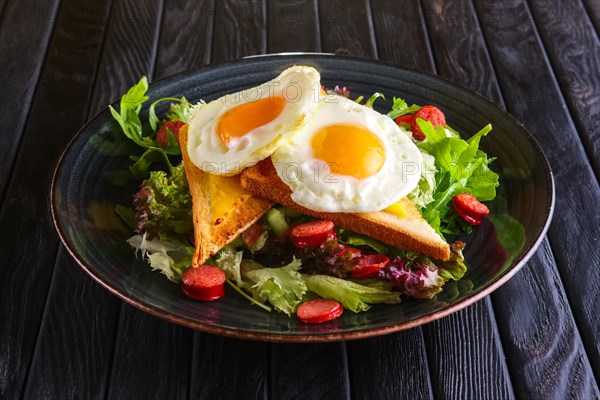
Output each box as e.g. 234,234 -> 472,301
179,126 -> 273,266
241,159 -> 451,261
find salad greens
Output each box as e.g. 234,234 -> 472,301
108,76 -> 193,177
108,78 -> 499,317
416,121 -> 498,235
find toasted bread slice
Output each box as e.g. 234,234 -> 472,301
179,125 -> 273,266
241,159 -> 451,260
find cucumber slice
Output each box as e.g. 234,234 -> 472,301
266,207 -> 290,237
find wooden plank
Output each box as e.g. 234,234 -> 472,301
528,0 -> 600,186
348,331 -> 434,400
271,343 -> 349,399
583,0 -> 600,32
106,305 -> 193,399
0,0 -> 60,205
211,0 -> 266,63
88,0 -> 163,115
0,1 -> 110,398
189,335 -> 267,399
371,0 -> 434,71
421,0 -> 503,103
423,303 -> 515,399
492,240 -> 599,398
474,0 -> 600,393
22,252 -> 120,400
154,0 -> 214,78
319,0 -> 377,58
268,0 -> 320,53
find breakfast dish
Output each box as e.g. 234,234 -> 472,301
51,55 -> 553,340
110,65 -> 499,322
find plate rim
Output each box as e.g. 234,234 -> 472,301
50,54 -> 555,342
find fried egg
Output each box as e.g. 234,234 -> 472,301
187,66 -> 321,175
271,95 -> 423,212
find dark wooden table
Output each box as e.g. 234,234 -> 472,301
2,0 -> 599,398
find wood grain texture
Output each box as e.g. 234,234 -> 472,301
492,240 -> 599,398
583,0 -> 600,32
371,0 -> 434,71
22,253 -> 121,400
0,0 -> 60,204
89,0 -> 163,115
211,0 -> 266,63
475,0 -> 600,380
271,343 -> 349,399
348,330 -> 434,400
0,1 -> 111,397
268,0 -> 320,53
106,304 -> 193,399
424,301 -> 516,400
154,0 -> 214,78
189,335 -> 268,399
528,0 -> 600,185
319,0 -> 377,58
422,0 -> 502,102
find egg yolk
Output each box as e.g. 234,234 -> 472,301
217,96 -> 286,145
311,124 -> 385,179
208,174 -> 246,222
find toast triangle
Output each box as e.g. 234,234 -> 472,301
179,125 -> 273,266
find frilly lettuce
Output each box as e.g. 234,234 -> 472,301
133,163 -> 193,238
127,234 -> 194,282
244,258 -> 307,316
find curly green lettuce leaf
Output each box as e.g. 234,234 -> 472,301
417,121 -> 499,235
214,246 -> 244,286
133,163 -> 193,237
302,274 -> 400,313
127,234 -> 194,282
244,258 -> 307,316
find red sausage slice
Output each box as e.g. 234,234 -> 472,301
351,254 -> 390,278
291,220 -> 335,248
181,265 -> 226,301
451,193 -> 490,226
411,105 -> 446,140
297,298 -> 343,324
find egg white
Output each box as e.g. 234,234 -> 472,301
271,95 -> 423,213
187,66 -> 321,175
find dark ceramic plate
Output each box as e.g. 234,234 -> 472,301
51,55 -> 554,342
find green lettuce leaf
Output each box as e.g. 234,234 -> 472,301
214,246 -> 244,286
244,258 -> 307,316
127,234 -> 194,282
302,274 -> 400,313
417,122 -> 499,235
134,163 -> 193,237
